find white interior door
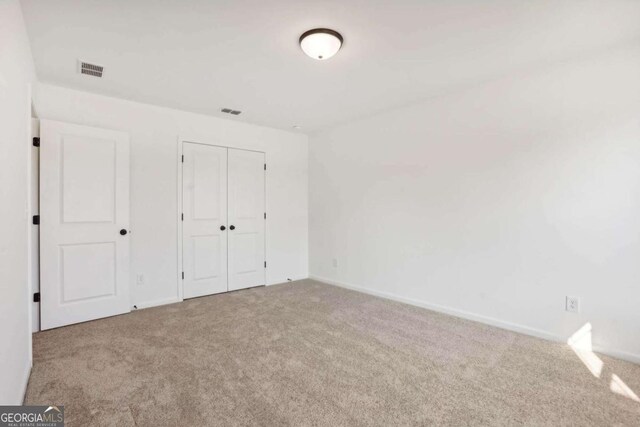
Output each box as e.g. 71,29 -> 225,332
40,120 -> 130,330
182,143 -> 228,298
227,148 -> 265,291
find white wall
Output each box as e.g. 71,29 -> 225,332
34,83 -> 308,310
0,0 -> 37,404
309,42 -> 640,362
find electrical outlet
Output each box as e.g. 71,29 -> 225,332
332,258 -> 338,268
566,296 -> 580,313
136,274 -> 145,285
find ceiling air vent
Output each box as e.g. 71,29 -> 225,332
221,108 -> 242,115
78,60 -> 104,78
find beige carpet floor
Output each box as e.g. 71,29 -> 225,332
26,279 -> 640,426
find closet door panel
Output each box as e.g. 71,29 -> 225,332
183,143 -> 228,298
227,149 -> 265,291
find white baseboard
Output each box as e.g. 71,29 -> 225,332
133,296 -> 182,310
132,277 -> 311,309
309,275 -> 640,365
268,275 -> 309,286
20,362 -> 31,404
591,344 -> 640,365
132,276 -> 311,309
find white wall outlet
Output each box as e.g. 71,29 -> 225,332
332,258 -> 338,268
136,274 -> 145,285
566,296 -> 580,313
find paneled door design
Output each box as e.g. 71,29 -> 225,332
182,143 -> 228,298
227,148 -> 266,291
181,144 -> 265,298
40,120 -> 130,330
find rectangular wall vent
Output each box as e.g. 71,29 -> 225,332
78,60 -> 104,78
221,108 -> 242,115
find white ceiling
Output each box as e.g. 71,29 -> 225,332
21,0 -> 640,133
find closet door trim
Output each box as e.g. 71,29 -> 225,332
177,138 -> 266,302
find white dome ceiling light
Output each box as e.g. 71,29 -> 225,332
299,28 -> 343,60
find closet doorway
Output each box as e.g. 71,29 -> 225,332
180,142 -> 266,298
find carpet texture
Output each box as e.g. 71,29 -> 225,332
26,279 -> 640,426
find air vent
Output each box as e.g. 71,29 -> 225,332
221,108 -> 242,115
78,60 -> 104,78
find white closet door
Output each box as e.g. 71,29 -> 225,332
40,120 -> 130,330
183,143 -> 228,298
227,148 -> 265,291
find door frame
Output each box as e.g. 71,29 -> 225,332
29,116 -> 40,333
176,137 -> 267,300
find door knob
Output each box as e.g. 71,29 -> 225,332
220,225 -> 226,231
230,225 -> 235,230
120,229 -> 128,236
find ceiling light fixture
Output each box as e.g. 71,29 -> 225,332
299,28 -> 343,60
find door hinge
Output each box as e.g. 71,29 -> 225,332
33,137 -> 40,147
264,261 -> 267,268
264,212 -> 266,219
182,272 -> 184,280
264,163 -> 266,171
32,215 -> 40,225
33,292 -> 40,303
181,213 -> 184,221
181,155 -> 184,163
